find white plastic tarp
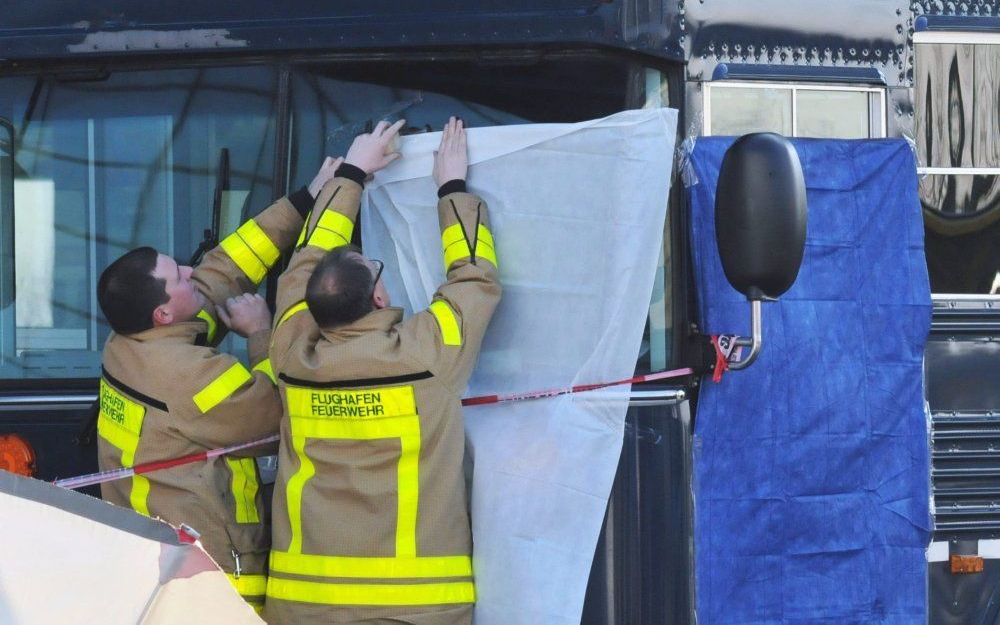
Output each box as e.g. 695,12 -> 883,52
362,108 -> 678,625
0,472 -> 261,625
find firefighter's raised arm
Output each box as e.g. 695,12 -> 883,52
270,120 -> 405,358
403,117 -> 502,386
192,158 -> 341,313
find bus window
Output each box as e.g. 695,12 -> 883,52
708,85 -> 792,136
796,90 -> 873,139
0,66 -> 278,380
915,40 -> 1000,295
706,83 -> 885,139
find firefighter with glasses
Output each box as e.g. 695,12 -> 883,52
265,117 -> 501,625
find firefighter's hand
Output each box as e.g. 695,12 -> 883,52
433,117 -> 467,187
308,156 -> 344,198
217,294 -> 272,337
344,119 -> 405,174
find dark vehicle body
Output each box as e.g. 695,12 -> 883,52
0,2 -> 997,623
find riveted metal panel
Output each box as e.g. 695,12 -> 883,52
0,1 -> 686,63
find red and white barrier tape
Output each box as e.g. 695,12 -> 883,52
54,435 -> 281,490
55,366 -> 693,490
459,367 -> 694,406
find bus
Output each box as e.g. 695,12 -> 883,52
0,2 -> 997,623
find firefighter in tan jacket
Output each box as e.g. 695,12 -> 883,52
95,159 -> 341,613
264,118 -> 500,625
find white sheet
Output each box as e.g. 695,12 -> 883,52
362,108 -> 677,625
0,475 -> 261,625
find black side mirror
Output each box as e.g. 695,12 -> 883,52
714,133 -> 807,369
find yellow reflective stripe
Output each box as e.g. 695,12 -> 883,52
196,309 -> 218,343
285,385 -> 416,420
441,223 -> 497,270
307,227 -> 350,252
307,210 -> 354,251
443,239 -> 471,270
226,457 -> 261,524
286,432 -> 315,553
396,428 -> 419,558
475,224 -> 498,267
97,412 -> 139,452
317,210 -> 355,242
219,219 -> 281,284
266,578 -> 475,606
99,379 -> 146,436
237,220 -> 281,267
270,551 -> 472,579
226,573 -> 268,597
289,414 -> 420,557
285,386 -> 422,557
130,475 -> 151,516
441,223 -> 467,249
219,239 -> 265,284
296,211 -> 311,247
477,224 -> 495,250
291,414 -> 418,440
220,233 -> 268,285
192,362 -> 253,413
252,358 -> 276,384
278,301 -> 310,328
428,300 -> 462,346
98,379 -> 151,516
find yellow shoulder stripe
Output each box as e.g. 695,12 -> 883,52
429,300 -> 462,346
278,301 -> 310,327
296,211 -> 311,247
193,362 -> 253,413
252,358 -> 277,384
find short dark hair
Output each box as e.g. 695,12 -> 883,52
306,245 -> 375,329
97,247 -> 168,335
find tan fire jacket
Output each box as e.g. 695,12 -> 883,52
263,176 -> 501,625
97,192 -> 308,610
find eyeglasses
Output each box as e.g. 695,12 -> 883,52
368,258 -> 384,282
368,258 -> 384,300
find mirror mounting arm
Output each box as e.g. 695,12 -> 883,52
728,299 -> 762,371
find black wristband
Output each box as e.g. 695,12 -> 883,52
288,186 -> 314,219
437,179 -> 467,198
335,163 -> 367,187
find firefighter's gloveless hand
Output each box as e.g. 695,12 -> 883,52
217,293 -> 272,337
308,156 -> 345,198
344,119 -> 406,174
433,116 -> 468,187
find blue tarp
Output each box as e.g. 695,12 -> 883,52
688,138 -> 933,624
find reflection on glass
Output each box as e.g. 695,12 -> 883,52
290,74 -> 525,192
710,87 -> 792,136
14,180 -> 54,331
796,90 -> 871,139
0,67 -> 277,378
288,59 -> 630,191
921,174 -> 1000,294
